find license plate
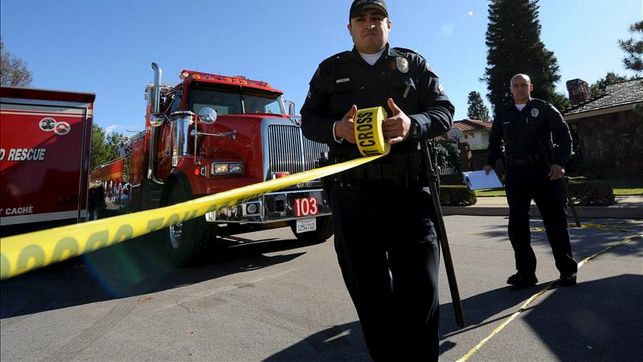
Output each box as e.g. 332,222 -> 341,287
294,196 -> 319,217
296,217 -> 316,233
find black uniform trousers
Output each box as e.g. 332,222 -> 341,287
505,165 -> 577,277
330,182 -> 440,361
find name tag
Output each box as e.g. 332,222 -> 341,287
336,78 -> 350,84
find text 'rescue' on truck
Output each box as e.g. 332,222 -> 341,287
0,87 -> 95,236
90,63 -> 332,266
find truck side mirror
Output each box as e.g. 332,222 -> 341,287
198,107 -> 217,124
150,113 -> 164,127
285,101 -> 296,116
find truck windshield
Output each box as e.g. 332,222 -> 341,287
190,86 -> 284,116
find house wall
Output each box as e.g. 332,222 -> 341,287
462,130 -> 490,150
568,110 -> 643,178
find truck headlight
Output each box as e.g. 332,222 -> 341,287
211,162 -> 244,176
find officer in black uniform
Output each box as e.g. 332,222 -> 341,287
484,73 -> 577,288
301,1 -> 454,360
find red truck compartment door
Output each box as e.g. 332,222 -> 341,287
1,101 -> 91,226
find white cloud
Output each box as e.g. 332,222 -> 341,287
104,124 -> 120,135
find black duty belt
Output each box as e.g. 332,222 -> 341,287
506,154 -> 546,167
331,153 -> 425,187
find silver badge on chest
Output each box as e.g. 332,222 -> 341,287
530,108 -> 539,117
396,57 -> 409,74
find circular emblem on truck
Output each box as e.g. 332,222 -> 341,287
39,117 -> 57,131
54,121 -> 71,135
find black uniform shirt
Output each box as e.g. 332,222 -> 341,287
487,98 -> 572,167
301,44 -> 454,161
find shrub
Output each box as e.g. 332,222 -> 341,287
439,185 -> 477,206
440,173 -> 465,185
566,178 -> 615,206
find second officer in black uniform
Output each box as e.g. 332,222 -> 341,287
484,73 -> 577,288
301,1 -> 454,360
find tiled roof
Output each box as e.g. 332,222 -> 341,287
564,78 -> 643,115
453,119 -> 493,132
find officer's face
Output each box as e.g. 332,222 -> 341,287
348,9 -> 391,54
510,76 -> 533,104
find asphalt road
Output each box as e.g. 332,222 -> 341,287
1,216 -> 642,361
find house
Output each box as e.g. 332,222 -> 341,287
563,78 -> 643,178
434,119 -> 493,172
452,119 -> 493,150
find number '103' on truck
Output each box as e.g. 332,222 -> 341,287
89,63 -> 332,266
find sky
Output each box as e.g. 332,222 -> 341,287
1,0 -> 641,136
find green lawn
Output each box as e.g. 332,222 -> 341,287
606,179 -> 643,196
474,181 -> 643,197
475,189 -> 506,197
613,188 -> 643,196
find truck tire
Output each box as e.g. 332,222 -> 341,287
290,216 -> 334,243
163,184 -> 212,267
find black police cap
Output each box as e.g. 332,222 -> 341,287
349,0 -> 388,19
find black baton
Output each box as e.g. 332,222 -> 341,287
421,140 -> 465,328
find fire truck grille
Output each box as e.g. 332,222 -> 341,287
267,125 -> 329,179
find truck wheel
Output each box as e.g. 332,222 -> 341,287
163,185 -> 211,267
290,216 -> 334,243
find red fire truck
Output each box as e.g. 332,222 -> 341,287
90,63 -> 332,266
0,87 -> 95,236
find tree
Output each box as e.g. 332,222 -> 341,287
0,39 -> 32,87
484,0 -> 561,119
90,124 -> 123,169
551,92 -> 571,112
619,21 -> 643,76
590,72 -> 628,97
467,91 -> 491,121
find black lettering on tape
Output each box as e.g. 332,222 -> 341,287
359,140 -> 376,147
358,132 -> 374,140
16,245 -> 46,274
84,230 -> 110,253
357,111 -> 373,119
52,237 -> 80,262
356,123 -> 373,132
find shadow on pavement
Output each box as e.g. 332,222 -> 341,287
524,274 -> 643,361
440,284 -> 541,338
439,274 -> 643,361
0,232 -> 318,319
477,219 -> 642,258
264,321 -> 370,362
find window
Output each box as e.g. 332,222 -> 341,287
190,87 -> 242,115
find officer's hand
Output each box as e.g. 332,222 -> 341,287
548,163 -> 565,180
483,165 -> 494,175
334,105 -> 357,144
383,98 -> 412,145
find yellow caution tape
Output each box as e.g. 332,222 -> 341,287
0,107 -> 391,280
354,106 -> 391,156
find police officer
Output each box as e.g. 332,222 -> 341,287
301,1 -> 454,360
484,73 -> 577,288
